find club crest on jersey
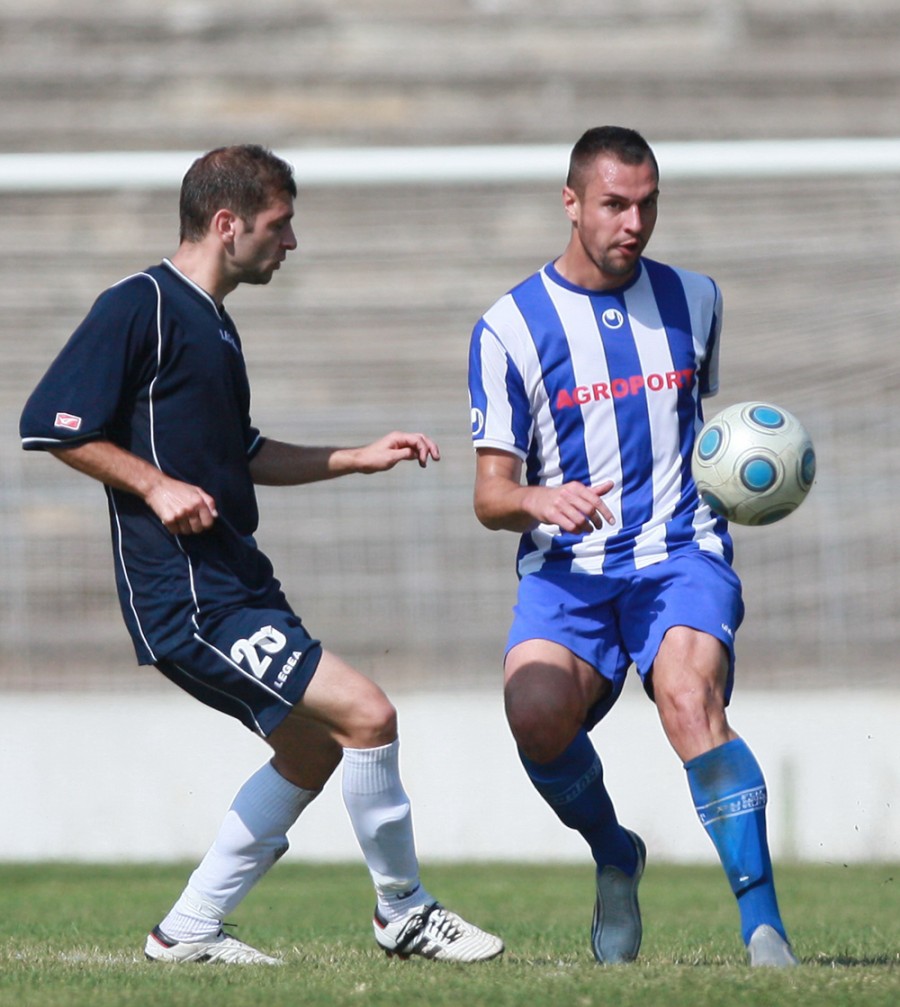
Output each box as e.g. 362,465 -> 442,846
54,412 -> 82,431
219,328 -> 240,352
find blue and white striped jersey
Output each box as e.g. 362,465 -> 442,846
469,258 -> 733,577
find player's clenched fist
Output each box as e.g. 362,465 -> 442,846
146,477 -> 219,536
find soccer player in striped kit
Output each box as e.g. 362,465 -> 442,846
21,144 -> 502,966
468,126 -> 796,967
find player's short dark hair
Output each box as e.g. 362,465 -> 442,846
566,126 -> 658,196
179,144 -> 297,242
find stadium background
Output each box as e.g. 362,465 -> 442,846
0,0 -> 898,864
2,0 -> 898,697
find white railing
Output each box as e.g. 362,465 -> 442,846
2,138 -> 900,192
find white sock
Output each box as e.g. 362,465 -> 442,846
341,739 -> 432,922
159,761 -> 318,942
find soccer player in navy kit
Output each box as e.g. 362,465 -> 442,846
21,144 -> 502,965
468,127 -> 797,967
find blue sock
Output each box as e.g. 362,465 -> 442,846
685,738 -> 787,944
520,730 -> 636,873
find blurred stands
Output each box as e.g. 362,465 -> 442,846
1,1 -> 898,692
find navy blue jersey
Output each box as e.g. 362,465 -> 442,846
20,260 -> 286,664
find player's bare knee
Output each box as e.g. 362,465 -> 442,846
657,677 -> 715,722
655,676 -> 732,758
350,698 -> 398,749
371,700 -> 398,746
505,694 -> 577,762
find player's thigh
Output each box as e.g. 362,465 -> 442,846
652,625 -> 730,710
651,626 -> 735,759
622,551 -> 742,699
266,649 -> 400,790
294,648 -> 398,749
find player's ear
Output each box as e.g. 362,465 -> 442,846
211,208 -> 239,242
562,185 -> 580,224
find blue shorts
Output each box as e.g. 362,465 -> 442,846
155,604 -> 322,737
506,551 -> 744,728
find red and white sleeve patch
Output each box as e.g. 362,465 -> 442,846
54,412 -> 83,431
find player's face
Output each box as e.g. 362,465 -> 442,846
561,156 -> 659,289
232,197 -> 297,285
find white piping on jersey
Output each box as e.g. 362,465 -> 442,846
97,269 -> 170,660
107,270 -> 206,655
108,488 -> 157,663
161,258 -> 223,316
143,271 -> 205,624
141,271 -> 165,472
21,435 -> 68,447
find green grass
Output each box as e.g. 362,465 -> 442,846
0,862 -> 897,1006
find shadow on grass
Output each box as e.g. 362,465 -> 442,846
814,953 -> 899,967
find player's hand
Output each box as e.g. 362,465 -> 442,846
353,431 -> 441,473
145,477 -> 219,535
525,480 -> 615,534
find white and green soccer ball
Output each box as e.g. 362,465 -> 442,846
691,401 -> 816,526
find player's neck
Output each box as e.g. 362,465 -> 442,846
170,243 -> 234,307
554,248 -> 638,293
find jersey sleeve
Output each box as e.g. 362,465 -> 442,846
697,279 -> 723,398
246,430 -> 266,460
468,317 -> 532,460
20,274 -> 160,451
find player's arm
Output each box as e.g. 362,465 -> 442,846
49,440 -> 218,536
474,448 -> 615,534
249,431 -> 440,486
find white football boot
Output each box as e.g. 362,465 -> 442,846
144,925 -> 282,965
373,901 -> 504,962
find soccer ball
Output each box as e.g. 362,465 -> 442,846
691,401 -> 816,526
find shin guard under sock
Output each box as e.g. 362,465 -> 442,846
161,761 -> 318,941
342,740 -> 430,919
520,729 -> 636,873
685,738 -> 787,943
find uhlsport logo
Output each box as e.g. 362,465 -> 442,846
471,406 -> 485,437
601,308 -> 625,329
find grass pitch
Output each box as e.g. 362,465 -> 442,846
0,861 -> 897,1007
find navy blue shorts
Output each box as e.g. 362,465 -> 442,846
155,604 -> 322,737
506,550 -> 744,728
